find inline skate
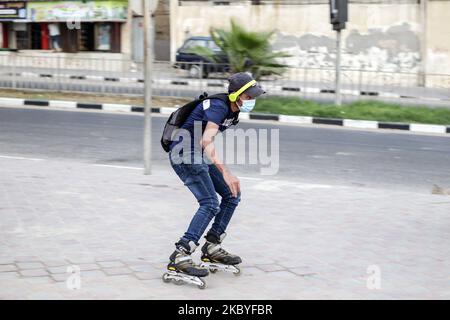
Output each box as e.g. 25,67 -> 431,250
162,240 -> 209,289
200,232 -> 242,276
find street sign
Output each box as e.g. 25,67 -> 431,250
329,0 -> 348,106
329,0 -> 348,31
0,1 -> 26,20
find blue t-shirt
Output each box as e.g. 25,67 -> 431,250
169,98 -> 239,152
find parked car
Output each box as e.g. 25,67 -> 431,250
174,36 -> 230,78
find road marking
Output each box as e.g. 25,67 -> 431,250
336,152 -> 353,156
251,179 -> 335,191
0,155 -> 44,161
240,176 -> 263,181
92,164 -> 143,170
310,155 -> 330,159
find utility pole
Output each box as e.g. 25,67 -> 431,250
143,0 -> 158,175
329,0 -> 348,106
335,29 -> 342,106
419,0 -> 427,87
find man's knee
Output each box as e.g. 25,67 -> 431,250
199,197 -> 221,215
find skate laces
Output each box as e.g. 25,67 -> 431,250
210,243 -> 230,256
218,247 -> 231,256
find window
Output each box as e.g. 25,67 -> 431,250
208,40 -> 220,51
77,22 -> 119,52
95,23 -> 111,51
14,22 -> 29,49
182,39 -> 208,51
78,23 -> 95,51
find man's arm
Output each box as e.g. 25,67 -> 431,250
201,121 -> 240,198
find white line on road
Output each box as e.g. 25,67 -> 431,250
335,152 -> 353,156
0,155 -> 44,161
240,176 -> 263,181
92,164 -> 143,170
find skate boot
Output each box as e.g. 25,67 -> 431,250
162,240 -> 209,289
200,232 -> 242,276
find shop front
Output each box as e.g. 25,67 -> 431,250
0,0 -> 128,53
0,1 -> 27,50
4,0 -> 128,53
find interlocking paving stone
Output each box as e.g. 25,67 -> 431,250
0,271 -> 19,280
97,261 -> 125,268
1,157 -> 449,299
134,272 -> 160,280
78,263 -> 100,271
0,258 -> 14,265
289,266 -> 319,277
79,270 -> 107,279
122,259 -> 150,266
50,273 -> 69,283
67,257 -> 97,264
128,265 -> 157,273
14,256 -> 40,263
16,262 -> 45,270
0,264 -> 17,272
19,269 -> 50,277
255,264 -> 287,272
42,260 -> 69,267
47,266 -> 69,274
102,267 -> 133,276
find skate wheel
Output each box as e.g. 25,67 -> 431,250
210,269 -> 217,274
197,279 -> 207,290
173,279 -> 184,286
233,266 -> 241,276
162,273 -> 171,283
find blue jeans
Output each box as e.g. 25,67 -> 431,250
169,152 -> 241,245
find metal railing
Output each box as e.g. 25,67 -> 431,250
0,55 -> 449,106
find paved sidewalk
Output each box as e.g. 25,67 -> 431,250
0,157 -> 449,299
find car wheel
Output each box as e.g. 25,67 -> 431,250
188,65 -> 202,78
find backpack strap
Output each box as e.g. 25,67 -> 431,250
206,93 -> 240,127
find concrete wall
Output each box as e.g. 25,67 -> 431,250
170,0 -> 450,86
425,0 -> 450,87
130,0 -> 171,61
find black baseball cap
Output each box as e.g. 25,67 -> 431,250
228,72 -> 266,99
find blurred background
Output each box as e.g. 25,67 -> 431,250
0,0 -> 449,106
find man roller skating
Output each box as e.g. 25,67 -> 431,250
161,72 -> 265,289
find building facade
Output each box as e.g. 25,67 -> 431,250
0,0 -> 171,62
0,0 -> 131,53
170,0 -> 450,87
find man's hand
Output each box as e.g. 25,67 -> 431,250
223,171 -> 240,198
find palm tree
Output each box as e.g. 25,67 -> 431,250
189,19 -> 291,80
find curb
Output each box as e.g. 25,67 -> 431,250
5,71 -> 450,103
1,97 -> 449,135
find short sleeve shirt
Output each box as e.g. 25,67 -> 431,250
169,98 -> 239,152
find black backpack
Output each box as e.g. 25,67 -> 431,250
160,92 -> 238,153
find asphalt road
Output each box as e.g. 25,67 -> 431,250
1,106 -> 449,193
